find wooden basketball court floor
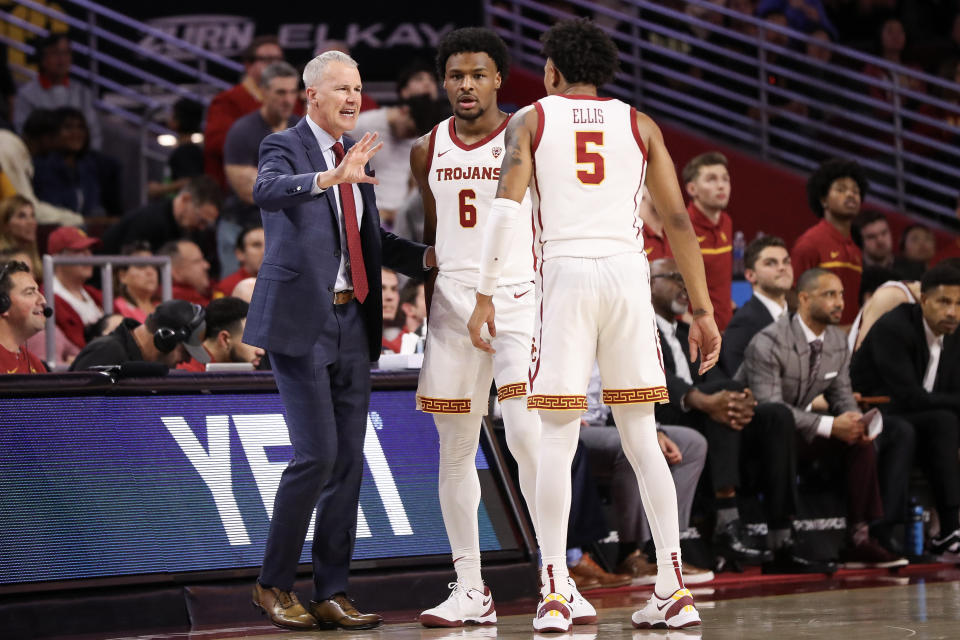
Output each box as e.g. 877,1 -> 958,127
86,566 -> 960,640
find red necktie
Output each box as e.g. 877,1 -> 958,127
331,142 -> 368,303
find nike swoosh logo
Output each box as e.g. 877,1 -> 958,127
656,600 -> 671,611
482,596 -> 491,607
438,149 -> 453,157
514,291 -> 530,299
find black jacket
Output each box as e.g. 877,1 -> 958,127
850,303 -> 960,413
70,318 -> 143,370
720,295 -> 776,377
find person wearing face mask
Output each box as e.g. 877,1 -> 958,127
176,297 -> 264,371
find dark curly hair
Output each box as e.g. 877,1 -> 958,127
540,18 -> 619,88
435,27 -> 510,81
805,158 -> 869,218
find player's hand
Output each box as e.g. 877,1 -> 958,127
321,132 -> 382,187
468,293 -> 497,354
688,312 -> 721,375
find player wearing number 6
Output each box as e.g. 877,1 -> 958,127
410,28 -> 583,629
467,18 -> 721,631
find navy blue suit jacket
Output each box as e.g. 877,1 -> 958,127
719,295 -> 775,378
244,117 -> 427,360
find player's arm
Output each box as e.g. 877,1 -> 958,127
410,133 -> 439,318
639,111 -> 721,374
468,106 -> 537,353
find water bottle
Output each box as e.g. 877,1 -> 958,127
908,499 -> 924,557
732,230 -> 745,278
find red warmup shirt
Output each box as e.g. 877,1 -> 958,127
688,202 -> 733,331
642,225 -> 672,262
172,282 -> 211,307
203,84 -> 261,189
791,218 -> 863,326
0,344 -> 47,374
213,267 -> 252,299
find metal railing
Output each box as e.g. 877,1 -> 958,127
2,0 -> 244,203
41,254 -> 172,364
485,0 -> 960,229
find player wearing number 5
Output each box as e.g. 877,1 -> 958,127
409,28 -> 573,628
468,19 -> 721,631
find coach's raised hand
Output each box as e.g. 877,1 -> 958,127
316,132 -> 383,189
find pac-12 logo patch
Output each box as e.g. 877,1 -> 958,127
492,146 -> 503,159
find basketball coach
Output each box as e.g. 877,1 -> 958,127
244,50 -> 434,630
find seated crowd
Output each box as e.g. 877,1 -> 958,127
2,26 -> 960,587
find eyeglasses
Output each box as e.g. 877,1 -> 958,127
651,272 -> 685,284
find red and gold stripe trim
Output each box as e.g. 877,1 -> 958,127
527,394 -> 588,411
602,386 -> 669,405
417,395 -> 471,414
497,382 -> 527,402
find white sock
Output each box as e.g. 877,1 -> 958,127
500,396 -> 542,538
435,413 -> 484,591
610,403 -> 683,595
535,409 -> 581,596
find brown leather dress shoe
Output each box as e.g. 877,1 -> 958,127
252,583 -> 317,630
310,593 -> 383,630
569,552 -> 633,589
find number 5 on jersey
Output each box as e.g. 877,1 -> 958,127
576,131 -> 604,185
459,188 -> 477,228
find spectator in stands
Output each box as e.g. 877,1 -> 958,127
231,277 -> 256,303
649,258 -> 831,573
177,297 -> 264,371
792,158 -> 867,326
147,98 -> 205,200
720,235 -> 792,377
0,46 -> 13,129
757,0 -> 837,38
741,268 -> 909,568
351,62 -> 442,226
70,299 -> 208,371
851,263 -> 960,558
854,209 -> 895,270
31,107 -> 119,217
158,239 -> 211,306
639,186 -> 672,262
214,224 -> 264,299
849,273 -> 921,352
383,279 -> 426,354
393,191 -> 425,243
220,62 -> 299,273
203,36 -> 285,189
114,242 -> 158,323
0,111 -> 83,226
380,267 -> 401,353
101,176 -> 221,254
49,226 -> 102,350
682,152 -> 734,331
896,223 -> 937,279
579,364 -> 713,584
863,18 -> 926,110
13,33 -> 102,149
0,260 -> 48,373
0,195 -> 42,276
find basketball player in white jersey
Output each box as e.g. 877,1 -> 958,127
469,19 -> 721,631
410,27 -> 595,628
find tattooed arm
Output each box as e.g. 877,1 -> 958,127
467,106 -> 538,353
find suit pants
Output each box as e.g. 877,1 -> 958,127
890,409 -> 960,521
797,434 -> 883,526
259,300 -> 371,601
873,414 -> 915,529
580,424 -> 706,543
658,402 -> 797,527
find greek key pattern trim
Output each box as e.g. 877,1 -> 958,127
602,386 -> 670,405
527,394 -> 588,411
497,382 -> 527,402
417,395 -> 472,414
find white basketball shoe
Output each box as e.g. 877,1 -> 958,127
533,592 -> 573,633
631,587 -> 701,629
420,582 -> 496,628
565,576 -> 598,624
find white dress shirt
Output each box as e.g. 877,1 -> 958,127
795,315 -> 835,439
305,116 -> 364,293
753,289 -> 787,321
922,318 -> 943,392
656,315 -> 693,385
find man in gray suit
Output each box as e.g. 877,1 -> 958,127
741,267 -> 908,568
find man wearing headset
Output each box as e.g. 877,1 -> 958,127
70,299 -> 209,370
0,260 -> 48,374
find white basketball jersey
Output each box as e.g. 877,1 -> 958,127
427,116 -> 534,287
531,95 -> 648,262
